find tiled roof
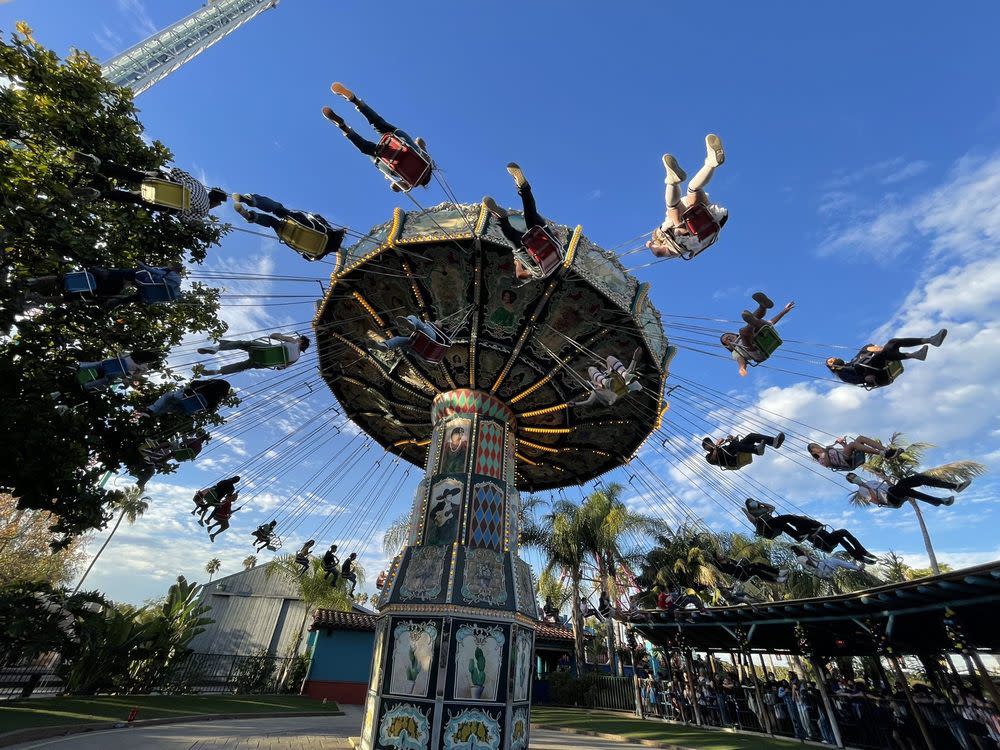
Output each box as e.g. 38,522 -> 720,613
311,609 -> 577,643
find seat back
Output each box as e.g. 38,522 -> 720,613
752,324 -> 783,358
179,392 -> 209,414
248,341 -> 292,367
172,447 -> 198,462
375,132 -> 431,190
101,357 -> 130,378
520,225 -> 564,277
721,451 -> 754,470
278,219 -> 329,257
135,270 -> 181,303
64,271 -> 96,295
682,203 -> 721,241
409,325 -> 451,364
140,178 -> 191,211
76,367 -> 101,386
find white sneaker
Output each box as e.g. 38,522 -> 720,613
705,134 -> 725,167
661,154 -> 686,185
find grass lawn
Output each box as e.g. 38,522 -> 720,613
531,707 -> 804,750
0,694 -> 339,734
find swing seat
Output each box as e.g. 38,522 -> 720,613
179,392 -> 208,415
862,359 -> 904,390
76,367 -> 101,386
199,488 -> 220,505
139,178 -> 191,211
135,271 -> 180,303
408,323 -> 451,364
374,132 -> 432,191
172,446 -> 199,462
64,271 -> 96,295
751,324 -> 782,359
248,340 -> 292,368
682,203 -> 721,242
520,225 -> 564,278
278,219 -> 329,258
720,451 -> 754,471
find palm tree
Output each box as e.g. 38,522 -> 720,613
578,483 -> 668,674
205,558 -> 221,581
382,512 -> 411,557
852,433 -> 985,574
266,555 -> 357,668
521,498 -> 589,673
72,486 -> 149,594
242,555 -> 258,571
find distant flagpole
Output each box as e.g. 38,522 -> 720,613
102,0 -> 279,95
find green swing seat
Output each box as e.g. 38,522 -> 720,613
140,178 -> 191,211
76,367 -> 100,386
248,340 -> 292,368
721,451 -> 755,471
752,324 -> 783,359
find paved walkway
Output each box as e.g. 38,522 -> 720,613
4,707 -> 658,750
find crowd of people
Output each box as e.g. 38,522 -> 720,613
636,659 -> 1000,749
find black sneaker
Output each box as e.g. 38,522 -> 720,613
956,479 -> 971,493
773,432 -> 786,449
928,328 -> 948,347
752,292 -> 774,309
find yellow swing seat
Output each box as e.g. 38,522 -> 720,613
140,178 -> 191,211
278,219 -> 329,258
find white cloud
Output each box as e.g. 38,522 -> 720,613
818,153 -> 1000,261
116,0 -> 157,38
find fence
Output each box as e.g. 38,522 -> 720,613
0,652 -> 294,701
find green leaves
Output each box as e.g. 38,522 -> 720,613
0,25 -> 229,538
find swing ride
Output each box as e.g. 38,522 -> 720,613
313,202 -> 673,490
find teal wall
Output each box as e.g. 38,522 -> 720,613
307,628 -> 375,683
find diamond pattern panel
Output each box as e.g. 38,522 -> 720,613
469,481 -> 504,550
474,421 -> 505,480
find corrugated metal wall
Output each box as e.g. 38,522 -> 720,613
189,565 -> 312,657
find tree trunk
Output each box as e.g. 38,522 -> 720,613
72,508 -> 125,595
909,499 -> 940,574
570,575 -> 586,676
597,552 -> 621,675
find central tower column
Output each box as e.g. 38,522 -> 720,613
361,389 -> 538,750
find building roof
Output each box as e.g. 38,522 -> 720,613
634,560 -> 1000,656
311,609 -> 576,643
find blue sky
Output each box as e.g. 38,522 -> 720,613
5,0 -> 999,604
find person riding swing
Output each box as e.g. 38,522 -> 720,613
807,436 -> 899,471
198,334 -> 310,375
322,82 -> 432,192
826,329 -> 947,389
482,163 -> 564,283
232,193 -> 346,262
574,349 -> 643,408
251,521 -> 279,552
743,498 -> 876,563
703,432 -> 785,470
646,134 -> 729,260
322,544 -> 340,582
376,315 -> 452,364
720,292 -> 795,376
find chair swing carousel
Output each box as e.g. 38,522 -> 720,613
312,201 -> 673,749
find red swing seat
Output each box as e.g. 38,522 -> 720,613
374,132 -> 431,191
408,322 -> 451,364
520,225 -> 563,278
682,203 -> 721,242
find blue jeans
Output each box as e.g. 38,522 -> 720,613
818,712 -> 835,744
146,390 -> 184,415
784,696 -> 805,739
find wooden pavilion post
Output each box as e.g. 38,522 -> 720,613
891,655 -> 936,750
683,649 -> 703,725
744,648 -> 774,735
970,651 -> 1000,712
810,656 -> 845,749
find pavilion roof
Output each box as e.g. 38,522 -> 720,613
634,561 -> 1000,656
